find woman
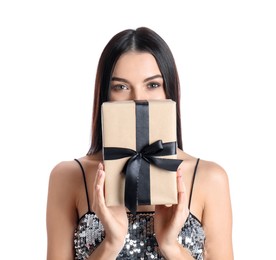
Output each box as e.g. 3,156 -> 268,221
46,27 -> 233,260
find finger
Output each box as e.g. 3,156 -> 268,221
93,163 -> 102,189
97,162 -> 105,196
96,169 -> 106,208
92,163 -> 104,211
177,168 -> 184,193
175,186 -> 186,216
100,162 -> 105,171
176,168 -> 187,212
92,167 -> 99,205
98,162 -> 104,171
178,191 -> 185,207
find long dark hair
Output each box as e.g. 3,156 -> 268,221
87,27 -> 183,155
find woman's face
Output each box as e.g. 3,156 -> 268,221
109,51 -> 166,101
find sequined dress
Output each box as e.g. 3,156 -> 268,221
73,158 -> 205,260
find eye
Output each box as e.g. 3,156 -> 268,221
111,84 -> 129,91
147,82 -> 161,89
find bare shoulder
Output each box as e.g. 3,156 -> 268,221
48,153 -> 102,188
197,159 -> 229,188
47,160 -> 84,202
195,158 -> 231,208
177,149 -> 230,196
50,154 -> 102,193
49,160 -> 81,185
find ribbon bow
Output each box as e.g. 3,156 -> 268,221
104,140 -> 182,214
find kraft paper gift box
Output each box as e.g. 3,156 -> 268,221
101,99 -> 182,214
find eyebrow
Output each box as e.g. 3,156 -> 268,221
111,74 -> 163,84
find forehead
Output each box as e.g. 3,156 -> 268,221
112,51 -> 161,77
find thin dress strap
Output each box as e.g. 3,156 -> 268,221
188,158 -> 200,210
74,158 -> 91,212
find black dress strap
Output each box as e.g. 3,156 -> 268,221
74,158 -> 91,212
188,158 -> 200,210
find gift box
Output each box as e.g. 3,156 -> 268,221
101,99 -> 182,214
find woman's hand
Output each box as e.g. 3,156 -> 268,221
154,168 -> 189,256
92,163 -> 128,251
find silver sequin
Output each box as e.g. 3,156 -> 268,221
74,212 -> 205,259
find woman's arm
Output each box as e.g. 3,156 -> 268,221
46,161 -> 79,260
46,161 -> 128,260
202,162 -> 234,260
155,168 -> 195,259
154,159 -> 234,260
88,163 -> 128,259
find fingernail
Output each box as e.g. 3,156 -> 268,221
98,162 -> 103,170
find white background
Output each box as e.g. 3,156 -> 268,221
0,0 -> 275,259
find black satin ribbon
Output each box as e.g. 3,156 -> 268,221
104,140 -> 182,213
